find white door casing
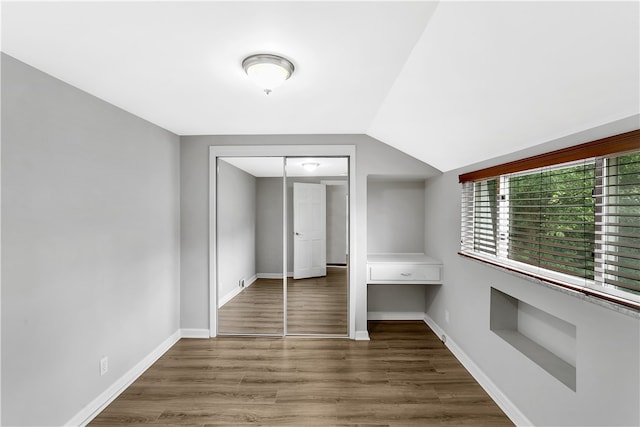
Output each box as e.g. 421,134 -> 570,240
293,182 -> 327,279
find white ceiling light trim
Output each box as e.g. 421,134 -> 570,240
242,54 -> 295,95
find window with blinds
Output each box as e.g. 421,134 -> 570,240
508,161 -> 595,280
595,152 -> 640,298
460,131 -> 640,309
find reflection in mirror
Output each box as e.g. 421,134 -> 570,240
216,157 -> 284,335
286,157 -> 349,335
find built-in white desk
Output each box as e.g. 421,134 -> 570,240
367,253 -> 443,285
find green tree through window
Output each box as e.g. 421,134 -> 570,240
508,163 -> 595,279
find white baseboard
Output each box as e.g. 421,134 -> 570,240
246,274 -> 258,287
355,330 -> 370,341
218,286 -> 242,308
65,330 -> 181,427
368,311 -> 426,320
180,328 -> 210,339
423,314 -> 532,427
218,275 -> 259,308
256,272 -> 294,279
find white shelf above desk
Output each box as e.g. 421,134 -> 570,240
367,253 -> 443,285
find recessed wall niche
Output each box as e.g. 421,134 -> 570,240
490,287 -> 577,391
366,177 -> 429,318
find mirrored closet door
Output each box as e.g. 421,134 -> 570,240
285,157 -> 349,335
215,155 -> 349,337
216,157 -> 285,335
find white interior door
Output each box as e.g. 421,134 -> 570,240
293,182 -> 327,279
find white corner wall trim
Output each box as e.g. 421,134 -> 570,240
355,330 -> 370,341
65,330 -> 182,427
423,315 -> 533,427
368,311 -> 426,320
180,328 -> 211,339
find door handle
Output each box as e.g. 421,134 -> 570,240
295,232 -> 302,236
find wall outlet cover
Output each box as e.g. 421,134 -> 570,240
100,356 -> 108,376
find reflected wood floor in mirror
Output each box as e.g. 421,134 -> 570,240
90,321 -> 513,426
288,266 -> 348,335
218,278 -> 285,335
218,267 -> 348,336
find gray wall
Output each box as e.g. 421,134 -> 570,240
1,54 -> 181,426
255,177 -> 284,275
367,179 -> 425,254
217,160 -> 256,303
180,135 -> 440,335
326,183 -> 348,265
423,115 -> 640,426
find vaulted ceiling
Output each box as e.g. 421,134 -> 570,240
2,1 -> 638,172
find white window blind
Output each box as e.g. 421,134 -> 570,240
461,179 -> 499,256
595,152 -> 640,297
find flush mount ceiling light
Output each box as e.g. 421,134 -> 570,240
242,54 -> 295,95
302,162 -> 320,172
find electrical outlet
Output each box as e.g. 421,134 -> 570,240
445,309 -> 450,324
100,356 -> 108,376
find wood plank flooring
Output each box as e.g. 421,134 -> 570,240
90,321 -> 513,426
218,267 -> 348,336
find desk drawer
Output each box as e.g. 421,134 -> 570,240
369,264 -> 441,282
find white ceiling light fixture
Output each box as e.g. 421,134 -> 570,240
302,162 -> 320,172
242,53 -> 295,95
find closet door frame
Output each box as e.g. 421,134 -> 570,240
209,145 -> 356,338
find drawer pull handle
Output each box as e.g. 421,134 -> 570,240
400,272 -> 412,276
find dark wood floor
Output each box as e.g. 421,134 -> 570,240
218,267 -> 348,336
90,321 -> 513,426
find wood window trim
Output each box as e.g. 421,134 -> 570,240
459,129 -> 640,183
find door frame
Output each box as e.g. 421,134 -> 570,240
209,145 -> 356,338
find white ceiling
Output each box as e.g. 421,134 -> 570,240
221,156 -> 348,177
367,1 -> 640,171
2,1 -> 638,172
